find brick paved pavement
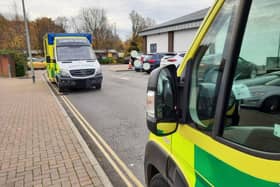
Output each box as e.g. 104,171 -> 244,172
0,73 -> 112,187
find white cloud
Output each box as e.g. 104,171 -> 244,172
0,0 -> 213,40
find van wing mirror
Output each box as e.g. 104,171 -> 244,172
46,56 -> 51,63
146,65 -> 178,136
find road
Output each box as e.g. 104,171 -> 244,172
45,65 -> 278,186
65,65 -> 150,185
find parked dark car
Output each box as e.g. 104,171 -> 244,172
142,52 -> 176,73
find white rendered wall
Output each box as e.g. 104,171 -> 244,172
147,33 -> 168,53
174,29 -> 197,52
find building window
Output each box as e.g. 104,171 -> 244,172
150,43 -> 157,53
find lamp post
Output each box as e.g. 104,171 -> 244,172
22,0 -> 35,83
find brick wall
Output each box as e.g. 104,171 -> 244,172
0,55 -> 16,77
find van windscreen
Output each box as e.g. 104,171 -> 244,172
56,46 -> 97,61
56,38 -> 90,46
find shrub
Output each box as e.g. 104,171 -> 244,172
0,50 -> 27,77
15,63 -> 26,76
116,57 -> 125,64
99,57 -> 114,64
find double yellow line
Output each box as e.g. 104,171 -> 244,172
46,75 -> 143,187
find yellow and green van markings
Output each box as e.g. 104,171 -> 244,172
171,127 -> 196,187
51,66 -> 55,78
194,146 -> 278,187
151,125 -> 280,187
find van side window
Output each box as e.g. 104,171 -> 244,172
44,40 -> 48,56
222,0 -> 280,154
53,47 -> 56,59
189,0 -> 240,130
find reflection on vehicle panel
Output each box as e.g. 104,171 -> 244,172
235,72 -> 280,113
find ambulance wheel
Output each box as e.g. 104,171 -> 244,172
57,81 -> 65,92
149,173 -> 169,187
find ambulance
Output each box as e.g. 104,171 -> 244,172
43,33 -> 102,91
145,0 -> 280,186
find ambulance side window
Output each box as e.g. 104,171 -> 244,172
53,47 -> 56,59
44,40 -> 48,56
188,0 -> 240,130
222,0 -> 280,154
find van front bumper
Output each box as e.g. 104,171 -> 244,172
58,73 -> 103,88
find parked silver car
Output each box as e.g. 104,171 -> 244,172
240,72 -> 280,113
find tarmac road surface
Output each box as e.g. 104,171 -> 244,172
65,65 -> 150,186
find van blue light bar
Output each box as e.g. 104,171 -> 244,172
46,33 -> 92,45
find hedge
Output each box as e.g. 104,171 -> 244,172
99,57 -> 115,64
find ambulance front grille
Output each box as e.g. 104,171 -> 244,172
70,69 -> 95,77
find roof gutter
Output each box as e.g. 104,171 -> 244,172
139,19 -> 203,36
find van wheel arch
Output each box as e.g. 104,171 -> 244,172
55,75 -> 59,83
147,164 -> 160,186
150,173 -> 169,187
56,76 -> 65,92
145,141 -> 189,187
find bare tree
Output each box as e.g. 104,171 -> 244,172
33,17 -> 65,52
0,2 -> 66,51
67,17 -> 82,32
76,7 -> 122,50
55,16 -> 68,31
129,10 -> 156,38
79,8 -> 106,48
128,10 -> 156,52
145,17 -> 156,28
12,1 -> 20,21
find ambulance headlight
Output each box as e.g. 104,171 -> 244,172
60,69 -> 70,78
95,62 -> 102,74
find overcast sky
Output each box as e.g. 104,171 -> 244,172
0,0 -> 213,40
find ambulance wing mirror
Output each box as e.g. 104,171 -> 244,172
46,56 -> 51,63
146,65 -> 178,136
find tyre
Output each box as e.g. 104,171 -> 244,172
57,81 -> 65,92
261,96 -> 280,113
145,70 -> 151,74
58,85 -> 65,92
149,173 -> 169,187
95,84 -> 102,90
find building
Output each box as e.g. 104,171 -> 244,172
0,55 -> 16,77
139,8 -> 209,54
